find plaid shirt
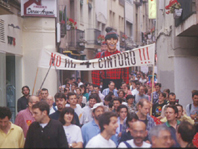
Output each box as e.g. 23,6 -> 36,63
92,50 -> 129,86
121,114 -> 156,133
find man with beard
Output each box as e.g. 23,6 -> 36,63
81,103 -> 118,147
17,86 -> 30,112
92,27 -> 129,91
49,92 -> 80,127
86,112 -> 118,148
118,121 -> 151,148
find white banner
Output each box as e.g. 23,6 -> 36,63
38,44 -> 155,71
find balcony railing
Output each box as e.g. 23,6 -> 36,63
175,0 -> 196,27
67,29 -> 85,49
86,28 -> 101,46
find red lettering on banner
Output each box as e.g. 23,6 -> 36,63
146,47 -> 151,63
142,48 -> 147,64
139,49 -> 143,64
56,55 -> 61,67
49,53 -> 56,66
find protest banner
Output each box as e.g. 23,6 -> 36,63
38,43 -> 155,70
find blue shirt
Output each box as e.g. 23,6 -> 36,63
81,119 -> 118,147
151,91 -> 162,104
163,120 -> 180,147
102,88 -> 118,97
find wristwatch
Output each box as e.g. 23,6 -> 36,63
69,143 -> 73,148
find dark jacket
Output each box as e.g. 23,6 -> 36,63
17,96 -> 28,112
25,119 -> 68,148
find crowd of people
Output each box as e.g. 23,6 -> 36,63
0,70 -> 198,148
0,27 -> 198,148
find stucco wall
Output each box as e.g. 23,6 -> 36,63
22,17 -> 57,97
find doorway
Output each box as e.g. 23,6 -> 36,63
6,55 -> 16,123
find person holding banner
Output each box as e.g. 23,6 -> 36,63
92,27 -> 129,91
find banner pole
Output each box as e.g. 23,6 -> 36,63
32,67 -> 39,95
150,64 -> 155,116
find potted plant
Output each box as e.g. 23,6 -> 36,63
97,35 -> 105,43
165,0 -> 182,19
66,18 -> 77,30
122,34 -> 128,41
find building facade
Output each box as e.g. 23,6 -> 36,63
156,0 -> 198,106
0,0 -> 58,122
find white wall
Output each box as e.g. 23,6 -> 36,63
174,56 -> 198,106
22,17 -> 57,97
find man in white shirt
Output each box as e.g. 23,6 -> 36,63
82,94 -> 98,124
86,112 -> 118,148
77,77 -> 84,87
46,95 -> 55,115
66,92 -> 84,125
118,121 -> 151,148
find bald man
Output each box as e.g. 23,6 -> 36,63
15,96 -> 39,138
46,95 -> 56,115
118,121 -> 151,148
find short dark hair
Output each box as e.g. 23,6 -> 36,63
126,112 -> 139,127
113,97 -> 122,104
22,86 -> 30,92
117,89 -> 126,96
176,104 -> 183,111
99,112 -> 117,132
163,88 -> 170,94
32,101 -> 50,115
166,105 -> 178,114
159,92 -> 166,98
126,95 -> 135,101
70,77 -> 75,80
80,85 -> 86,94
0,107 -> 12,119
117,105 -> 128,113
104,94 -> 112,102
155,83 -> 161,88
192,91 -> 198,98
41,88 -> 48,92
93,84 -> 100,89
72,82 -> 78,87
169,92 -> 175,97
89,93 -> 99,103
90,93 -> 101,103
59,107 -> 75,125
108,81 -> 115,85
177,121 -> 196,143
67,92 -> 77,99
54,92 -> 66,101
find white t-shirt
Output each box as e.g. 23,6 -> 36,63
85,134 -> 116,148
49,106 -> 55,115
63,124 -> 83,144
82,106 -> 93,124
118,139 -> 151,148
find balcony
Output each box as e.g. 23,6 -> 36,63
175,0 -> 197,37
86,28 -> 101,49
120,32 -> 134,50
133,0 -> 142,7
67,29 -> 85,50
